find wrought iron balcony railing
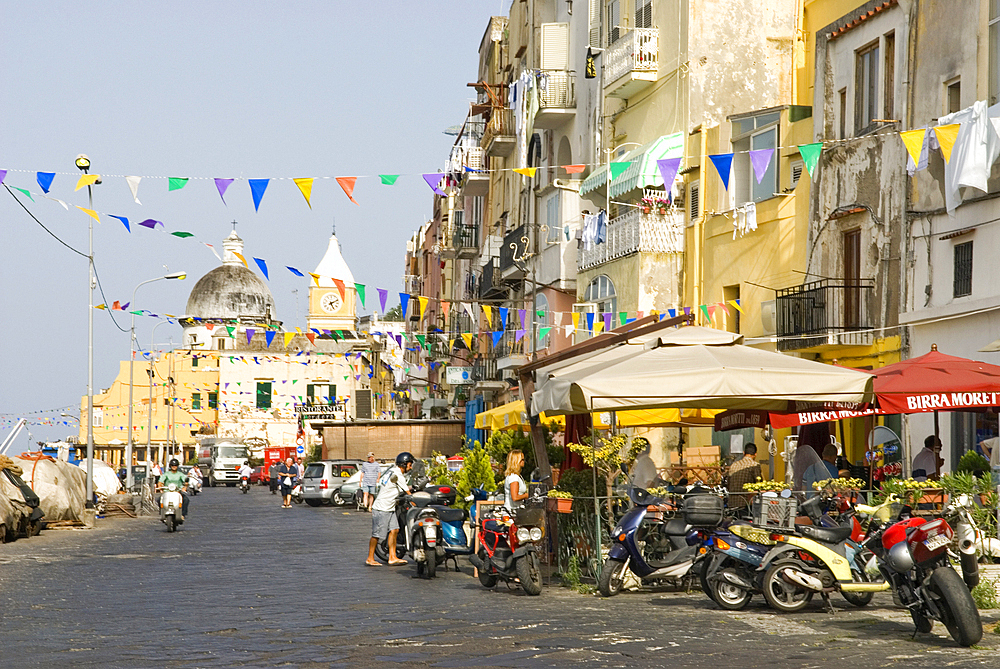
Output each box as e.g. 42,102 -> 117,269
500,224 -> 527,274
775,279 -> 874,351
577,206 -> 684,271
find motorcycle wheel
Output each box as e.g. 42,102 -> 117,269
375,540 -> 389,563
476,550 -> 498,587
711,567 -> 753,611
293,496 -> 304,504
929,566 -> 983,647
516,551 -> 543,596
840,565 -> 874,608
424,553 -> 437,579
699,557 -> 718,604
598,558 -> 629,597
166,516 -> 176,533
762,559 -> 815,613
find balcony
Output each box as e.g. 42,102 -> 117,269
500,224 -> 527,279
402,274 -> 422,295
776,279 -> 874,352
456,146 -> 488,197
479,257 -> 505,300
472,357 -> 506,393
442,224 -> 479,260
577,207 -> 684,272
605,28 -> 658,99
534,71 -> 576,129
482,108 -> 515,157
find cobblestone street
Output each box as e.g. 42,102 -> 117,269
1,486 -> 999,668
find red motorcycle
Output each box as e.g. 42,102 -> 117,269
469,504 -> 544,596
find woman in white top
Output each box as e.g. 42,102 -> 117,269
503,450 -> 528,512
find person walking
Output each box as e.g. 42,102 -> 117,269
150,461 -> 162,486
366,452 -> 413,566
360,452 -> 380,512
268,460 -> 280,495
278,457 -> 297,508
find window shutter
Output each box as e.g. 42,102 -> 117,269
790,161 -> 803,189
635,0 -> 652,29
541,23 -> 569,70
688,181 -> 700,225
589,0 -> 602,48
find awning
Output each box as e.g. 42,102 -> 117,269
579,132 -> 684,197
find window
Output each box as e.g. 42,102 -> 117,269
635,0 -> 652,28
790,160 -> 804,190
307,383 -> 336,406
192,393 -> 201,411
946,78 -> 962,115
585,275 -> 617,314
191,355 -> 199,367
606,0 -> 621,46
589,0 -> 602,48
855,42 -> 880,135
991,0 -> 1000,104
723,285 -> 741,334
883,32 -> 895,120
844,230 -> 862,328
256,381 -> 272,409
731,110 -> 780,206
208,392 -> 218,409
546,193 -> 561,243
954,241 -> 973,298
688,180 -> 700,225
839,89 -> 847,139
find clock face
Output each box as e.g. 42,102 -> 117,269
320,292 -> 343,314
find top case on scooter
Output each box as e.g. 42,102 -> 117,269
432,505 -> 466,523
682,495 -> 724,527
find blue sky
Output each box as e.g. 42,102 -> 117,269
0,1 -> 504,447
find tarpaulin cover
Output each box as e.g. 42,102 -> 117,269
15,457 -> 87,522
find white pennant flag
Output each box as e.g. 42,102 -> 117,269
462,301 -> 476,323
46,197 -> 69,210
125,176 -> 142,204
203,243 -> 222,261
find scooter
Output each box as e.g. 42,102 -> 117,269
598,487 -> 720,597
469,496 -> 545,596
291,482 -> 303,504
240,476 -> 250,494
403,489 -> 445,578
188,475 -> 202,496
433,488 -> 492,571
159,483 -> 185,532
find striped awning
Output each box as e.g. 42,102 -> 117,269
579,132 -> 684,197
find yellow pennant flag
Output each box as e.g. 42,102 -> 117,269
482,304 -> 492,324
449,338 -> 455,351
572,312 -> 580,330
418,296 -> 428,319
284,333 -> 295,347
729,299 -> 744,314
293,178 -> 314,208
233,252 -> 249,269
75,174 -> 101,191
933,124 -> 961,163
308,272 -> 321,286
513,167 -> 537,177
594,320 -> 604,333
76,206 -> 100,223
899,128 -> 926,167
462,333 -> 474,350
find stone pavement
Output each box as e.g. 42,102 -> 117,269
1,484 -> 999,668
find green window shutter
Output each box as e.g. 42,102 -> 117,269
192,393 -> 201,411
208,392 -> 218,409
257,382 -> 272,409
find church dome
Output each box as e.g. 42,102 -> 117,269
184,230 -> 277,321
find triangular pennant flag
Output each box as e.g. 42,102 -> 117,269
36,172 -> 55,193
586,312 -> 595,331
246,329 -> 255,344
248,179 -> 269,211
539,326 -> 553,341
76,206 -> 100,223
138,219 -> 162,229
515,329 -> 526,342
462,301 -> 476,322
718,301 -> 730,316
171,231 -> 194,238
572,312 -> 580,330
378,288 -> 388,313
461,333 -> 473,350
0,170 -> 6,184
416,334 -> 427,349
125,176 -> 142,204
729,299 -> 743,313
440,299 -> 449,321
798,143 -> 822,177
513,167 -> 537,177
603,312 -> 612,332
286,266 -> 304,277
306,333 -> 316,345
899,129 -> 926,169
418,296 -> 428,319
48,197 -> 69,210
933,124 -> 961,163
709,154 -> 734,190
518,309 -> 526,329
214,178 -> 234,204
563,164 -> 586,174
492,331 -> 503,347
12,186 -> 33,201
379,174 -> 399,185
226,326 -> 235,337
498,307 -> 508,326
749,148 -> 774,184
253,258 -> 269,280
109,215 -> 130,232
75,174 -> 100,191
308,272 -> 321,286
700,304 -> 711,322
168,177 -> 189,191
334,177 -> 359,206
422,173 -> 447,196
294,178 -> 315,208
284,333 -> 295,347
354,283 -> 366,307
609,161 -> 631,181
399,293 -> 410,318
233,252 -> 249,269
655,157 -> 682,191
265,331 -> 276,348
668,308 -> 676,319
482,305 -> 493,324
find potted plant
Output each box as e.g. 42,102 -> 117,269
639,196 -> 655,214
547,489 -> 574,513
654,196 -> 671,215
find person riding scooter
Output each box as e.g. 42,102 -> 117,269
157,458 -> 190,517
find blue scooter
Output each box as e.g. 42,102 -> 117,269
431,487 -> 492,571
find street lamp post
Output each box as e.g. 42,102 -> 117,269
147,320 -> 172,470
75,154 -> 98,508
126,273 -> 185,489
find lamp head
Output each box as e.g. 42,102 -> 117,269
75,154 -> 91,172
164,271 -> 187,280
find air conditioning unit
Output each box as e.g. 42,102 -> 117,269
760,299 -> 776,335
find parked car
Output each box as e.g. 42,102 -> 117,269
300,460 -> 362,507
249,466 -> 268,485
341,462 -> 392,509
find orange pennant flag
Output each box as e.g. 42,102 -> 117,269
233,252 -> 249,269
335,177 -> 359,205
933,124 -> 961,163
332,277 -> 346,300
306,333 -> 316,345
441,300 -> 450,322
293,178 -> 314,208
563,164 -> 586,174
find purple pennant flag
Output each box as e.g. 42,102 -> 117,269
394,334 -> 403,348
749,149 -> 774,184
214,178 -> 234,204
36,172 -> 55,193
253,257 -> 269,280
265,330 -> 276,348
515,329 -> 526,343
683,306 -> 692,316
422,173 -> 447,196
656,157 -> 682,190
586,312 -> 595,331
602,312 -> 611,332
138,219 -> 163,229
518,309 -> 526,329
491,331 -> 503,347
378,288 -> 388,313
109,215 -> 130,232
246,329 -> 255,344
248,179 -> 269,211
709,154 -> 734,191
0,169 -> 6,184
398,293 -> 410,318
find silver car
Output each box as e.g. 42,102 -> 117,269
300,460 -> 362,507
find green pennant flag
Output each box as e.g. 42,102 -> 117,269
798,143 -> 822,178
226,326 -> 235,337
609,161 -> 631,181
539,326 -> 553,341
171,231 -> 194,238
168,177 -> 189,191
354,283 -> 366,306
699,304 -> 711,322
416,334 -> 426,349
619,312 -> 627,326
13,187 -> 34,201
536,309 -> 545,319
379,175 -> 399,185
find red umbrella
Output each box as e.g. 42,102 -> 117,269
872,345 -> 1000,414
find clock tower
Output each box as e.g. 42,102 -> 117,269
307,233 -> 356,331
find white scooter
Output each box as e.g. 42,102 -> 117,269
160,483 -> 185,532
188,475 -> 203,496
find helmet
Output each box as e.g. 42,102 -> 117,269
886,542 -> 915,573
395,452 -> 415,468
169,458 -> 180,468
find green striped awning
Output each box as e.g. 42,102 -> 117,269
578,132 -> 685,198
